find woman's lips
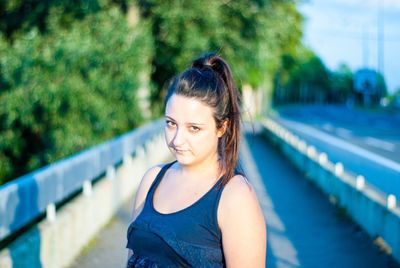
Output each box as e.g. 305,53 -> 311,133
172,148 -> 189,154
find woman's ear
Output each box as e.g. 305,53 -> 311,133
217,120 -> 229,138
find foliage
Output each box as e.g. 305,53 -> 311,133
273,46 -> 359,105
387,88 -> 400,108
136,0 -> 303,112
0,0 -> 133,39
274,47 -> 331,103
376,72 -> 388,97
329,64 -> 353,103
0,0 -> 305,183
0,7 -> 153,184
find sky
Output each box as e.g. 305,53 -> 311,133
299,0 -> 400,94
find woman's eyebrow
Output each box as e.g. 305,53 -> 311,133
165,116 -> 205,125
187,122 -> 205,126
165,115 -> 176,121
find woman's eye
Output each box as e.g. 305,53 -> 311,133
189,126 -> 200,132
166,120 -> 176,127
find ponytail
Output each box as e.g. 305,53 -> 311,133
166,52 -> 242,185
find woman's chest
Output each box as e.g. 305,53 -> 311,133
132,203 -> 221,248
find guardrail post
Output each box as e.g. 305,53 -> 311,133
123,154 -> 133,166
83,180 -> 92,196
46,203 -> 56,223
334,162 -> 344,176
356,175 -> 365,191
318,153 -> 327,165
387,195 -> 397,210
106,165 -> 116,180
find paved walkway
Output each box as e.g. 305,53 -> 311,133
69,198 -> 133,268
71,131 -> 398,268
242,132 -> 397,267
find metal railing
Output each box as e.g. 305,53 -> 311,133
0,119 -> 164,243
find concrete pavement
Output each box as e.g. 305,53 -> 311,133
69,199 -> 133,268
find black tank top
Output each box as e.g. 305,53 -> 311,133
126,161 -> 226,267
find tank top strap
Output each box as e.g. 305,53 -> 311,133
146,160 -> 177,203
211,177 -> 225,221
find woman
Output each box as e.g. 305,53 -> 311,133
126,53 -> 266,267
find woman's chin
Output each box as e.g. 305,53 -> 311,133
173,153 -> 196,165
174,156 -> 192,165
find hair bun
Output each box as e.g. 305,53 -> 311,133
192,52 -> 228,86
192,52 -> 216,69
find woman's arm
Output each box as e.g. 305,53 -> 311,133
126,165 -> 162,262
218,175 -> 267,268
130,165 -> 162,220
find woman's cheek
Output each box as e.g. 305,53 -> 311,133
196,131 -> 216,147
164,128 -> 174,144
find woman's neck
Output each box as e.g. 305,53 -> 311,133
178,153 -> 222,182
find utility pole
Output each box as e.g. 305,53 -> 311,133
362,24 -> 369,67
377,0 -> 384,75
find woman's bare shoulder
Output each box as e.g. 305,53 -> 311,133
218,174 -> 266,267
136,163 -> 168,195
131,163 -> 165,217
221,174 -> 254,202
218,174 -> 263,225
141,164 -> 163,185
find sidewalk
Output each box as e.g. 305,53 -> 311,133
69,198 -> 133,268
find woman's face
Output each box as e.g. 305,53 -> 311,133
165,94 -> 225,166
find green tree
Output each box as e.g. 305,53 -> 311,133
0,0 -> 100,39
136,0 -> 303,113
0,0 -> 306,183
0,7 -> 153,184
273,48 -> 331,104
329,64 -> 353,103
388,88 -> 400,108
0,0 -> 136,39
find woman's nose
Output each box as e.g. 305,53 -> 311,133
172,127 -> 185,146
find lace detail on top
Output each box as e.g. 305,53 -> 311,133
126,252 -> 161,268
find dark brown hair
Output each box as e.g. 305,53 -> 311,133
165,52 -> 242,185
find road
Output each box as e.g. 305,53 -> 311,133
272,105 -> 400,197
